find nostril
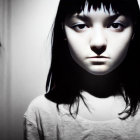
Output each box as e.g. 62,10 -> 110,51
91,45 -> 106,55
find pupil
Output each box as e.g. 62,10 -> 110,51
112,23 -> 118,28
79,25 -> 85,29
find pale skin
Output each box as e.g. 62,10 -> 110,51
64,4 -> 133,75
64,3 -> 133,121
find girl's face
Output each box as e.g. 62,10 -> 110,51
64,3 -> 133,75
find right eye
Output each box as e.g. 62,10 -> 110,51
72,24 -> 88,32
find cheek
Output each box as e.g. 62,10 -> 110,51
65,29 -> 89,58
66,30 -> 88,46
108,36 -> 131,69
108,31 -> 132,59
67,41 -> 86,65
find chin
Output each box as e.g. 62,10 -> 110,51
87,68 -> 112,75
87,68 -> 113,76
90,71 -> 110,76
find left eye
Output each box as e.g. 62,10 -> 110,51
109,23 -> 125,31
72,24 -> 88,32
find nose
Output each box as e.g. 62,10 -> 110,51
90,28 -> 107,55
91,45 -> 106,55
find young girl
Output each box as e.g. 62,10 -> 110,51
24,0 -> 140,139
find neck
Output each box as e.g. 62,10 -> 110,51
76,66 -> 121,98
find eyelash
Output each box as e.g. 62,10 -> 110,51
109,23 -> 125,31
71,22 -> 125,32
72,24 -> 88,32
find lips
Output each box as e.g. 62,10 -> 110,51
86,56 -> 110,59
86,56 -> 110,65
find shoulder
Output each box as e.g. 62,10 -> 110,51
24,94 -> 58,123
30,94 -> 55,107
26,94 -> 56,111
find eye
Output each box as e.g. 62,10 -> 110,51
109,23 -> 125,32
72,24 -> 88,32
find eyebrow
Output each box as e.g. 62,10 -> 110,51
70,14 -> 120,22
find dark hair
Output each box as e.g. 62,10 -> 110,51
45,0 -> 140,119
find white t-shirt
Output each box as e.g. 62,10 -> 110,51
24,95 -> 140,140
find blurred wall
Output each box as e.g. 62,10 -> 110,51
0,0 -> 10,139
0,0 -> 59,139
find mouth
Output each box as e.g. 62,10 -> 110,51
86,56 -> 110,59
86,56 -> 110,65
91,61 -> 105,65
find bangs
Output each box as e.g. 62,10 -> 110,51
59,0 -> 139,21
